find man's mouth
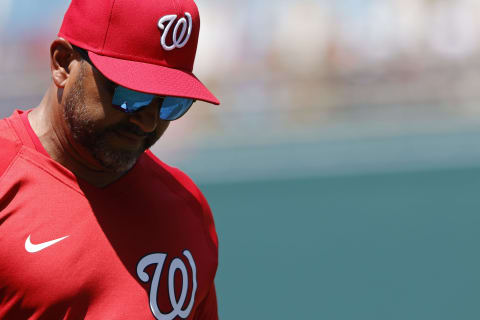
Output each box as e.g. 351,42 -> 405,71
107,122 -> 156,150
113,128 -> 147,145
117,128 -> 144,137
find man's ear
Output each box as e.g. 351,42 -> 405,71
50,38 -> 77,88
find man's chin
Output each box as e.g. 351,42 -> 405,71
91,143 -> 145,173
86,129 -> 154,173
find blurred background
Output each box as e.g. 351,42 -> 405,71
2,0 -> 480,318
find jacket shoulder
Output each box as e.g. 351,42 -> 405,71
0,118 -> 18,141
0,118 -> 22,179
144,151 -> 219,250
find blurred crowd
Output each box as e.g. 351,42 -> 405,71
2,0 -> 480,149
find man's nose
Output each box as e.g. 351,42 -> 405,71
128,102 -> 160,133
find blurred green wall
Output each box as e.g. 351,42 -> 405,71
203,167 -> 480,319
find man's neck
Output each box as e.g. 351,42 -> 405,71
28,92 -> 127,188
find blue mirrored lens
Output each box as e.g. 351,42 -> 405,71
112,86 -> 155,112
112,86 -> 194,120
160,97 -> 194,121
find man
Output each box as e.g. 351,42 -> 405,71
0,0 -> 219,319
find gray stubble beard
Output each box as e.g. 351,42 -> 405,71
63,63 -> 151,173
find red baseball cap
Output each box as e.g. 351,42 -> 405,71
58,0 -> 219,105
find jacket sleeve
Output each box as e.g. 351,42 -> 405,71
194,284 -> 219,320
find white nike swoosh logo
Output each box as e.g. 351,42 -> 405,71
25,235 -> 69,253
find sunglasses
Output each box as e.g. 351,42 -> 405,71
73,46 -> 195,121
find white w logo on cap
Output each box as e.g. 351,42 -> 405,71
158,13 -> 193,51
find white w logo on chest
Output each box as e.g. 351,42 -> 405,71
137,250 -> 197,320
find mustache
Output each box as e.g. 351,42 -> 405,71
109,122 -> 155,138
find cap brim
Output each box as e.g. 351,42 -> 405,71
88,52 -> 220,105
